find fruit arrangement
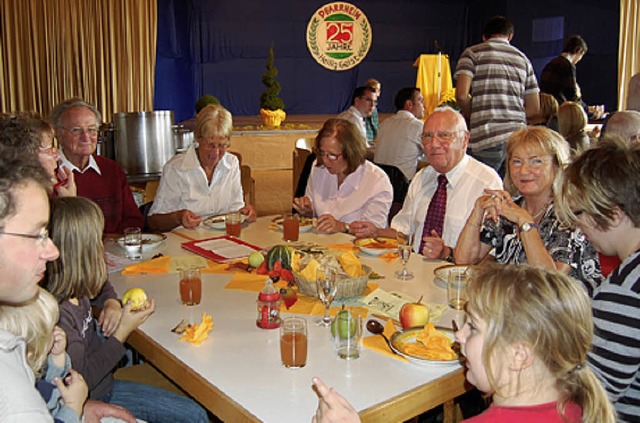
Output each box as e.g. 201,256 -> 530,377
251,245 -> 295,284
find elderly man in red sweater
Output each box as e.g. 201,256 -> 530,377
50,99 -> 143,234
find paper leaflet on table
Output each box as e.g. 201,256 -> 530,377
181,236 -> 262,262
360,288 -> 448,323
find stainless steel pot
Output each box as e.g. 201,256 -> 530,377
97,122 -> 115,160
113,111 -> 175,176
173,125 -> 194,152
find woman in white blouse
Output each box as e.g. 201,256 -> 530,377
293,118 -> 392,233
147,104 -> 256,231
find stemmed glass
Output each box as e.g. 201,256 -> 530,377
315,267 -> 338,326
395,232 -> 414,280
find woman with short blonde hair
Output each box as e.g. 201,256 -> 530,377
558,101 -> 590,156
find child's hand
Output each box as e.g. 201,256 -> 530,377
49,326 -> 67,369
98,298 -> 123,337
113,299 -> 155,343
54,368 -> 88,418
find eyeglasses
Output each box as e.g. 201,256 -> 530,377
0,229 -> 50,247
199,142 -> 230,151
38,140 -> 59,155
359,97 -> 378,105
421,131 -> 460,143
317,151 -> 343,161
60,126 -> 99,138
509,157 -> 551,169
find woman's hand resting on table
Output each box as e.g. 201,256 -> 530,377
240,204 -> 258,222
113,299 -> 155,344
292,196 -> 313,217
180,209 -> 202,229
312,377 -> 360,423
315,214 -> 347,234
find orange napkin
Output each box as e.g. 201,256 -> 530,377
201,259 -> 248,274
121,256 -> 171,275
379,252 -> 399,263
363,319 -> 408,362
224,273 -> 270,291
326,243 -> 360,253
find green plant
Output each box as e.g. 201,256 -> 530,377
260,46 -> 285,111
195,94 -> 220,113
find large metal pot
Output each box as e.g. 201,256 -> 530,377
113,111 -> 175,176
173,125 -> 194,152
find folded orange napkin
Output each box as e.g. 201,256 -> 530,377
201,259 -> 249,274
379,252 -> 399,263
122,256 -> 171,275
362,319 -> 408,362
326,243 -> 360,253
224,273 -> 270,291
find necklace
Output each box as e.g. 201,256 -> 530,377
525,199 -> 552,222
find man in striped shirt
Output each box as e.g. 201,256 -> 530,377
454,16 -> 540,174
557,138 -> 640,422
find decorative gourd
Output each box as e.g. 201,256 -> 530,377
266,245 -> 292,270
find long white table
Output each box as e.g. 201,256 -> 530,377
106,217 -> 469,422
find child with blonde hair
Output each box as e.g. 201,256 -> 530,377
44,197 -> 208,423
0,287 -> 87,422
312,263 -> 616,422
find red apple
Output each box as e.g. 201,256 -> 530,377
399,295 -> 430,329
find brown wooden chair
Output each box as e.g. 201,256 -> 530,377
292,147 -> 312,194
240,164 -> 256,207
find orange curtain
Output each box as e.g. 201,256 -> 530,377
0,0 -> 156,121
618,0 -> 639,110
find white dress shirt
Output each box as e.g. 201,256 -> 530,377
148,144 -> 244,217
391,155 -> 502,252
59,149 -> 101,174
306,160 -> 393,228
373,110 -> 425,180
337,106 -> 368,146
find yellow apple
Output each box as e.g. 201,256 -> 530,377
121,287 -> 148,311
399,296 -> 430,329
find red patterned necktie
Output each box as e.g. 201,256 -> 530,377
419,174 -> 448,252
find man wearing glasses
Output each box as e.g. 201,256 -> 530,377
337,86 -> 378,147
50,98 -> 143,234
351,107 -> 502,260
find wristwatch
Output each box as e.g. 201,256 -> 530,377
444,247 -> 455,263
343,222 -> 350,233
519,222 -> 538,233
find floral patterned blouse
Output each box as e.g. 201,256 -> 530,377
480,197 -> 602,295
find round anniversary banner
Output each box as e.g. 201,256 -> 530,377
306,2 -> 372,71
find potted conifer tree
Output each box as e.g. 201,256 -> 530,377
259,46 -> 286,127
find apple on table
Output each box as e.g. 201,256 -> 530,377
399,295 -> 430,329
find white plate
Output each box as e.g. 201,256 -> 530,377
202,214 -> 247,230
389,327 -> 460,366
117,233 -> 167,252
433,264 -> 470,289
271,216 -> 315,233
354,238 -> 397,256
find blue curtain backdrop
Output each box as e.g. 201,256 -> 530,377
154,0 -> 619,122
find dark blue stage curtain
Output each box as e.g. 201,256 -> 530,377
154,0 -> 618,122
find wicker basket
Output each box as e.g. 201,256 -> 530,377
294,265 -> 372,299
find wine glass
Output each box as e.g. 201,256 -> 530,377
395,232 -> 414,280
315,267 -> 338,326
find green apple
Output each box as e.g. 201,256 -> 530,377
399,295 -> 430,329
331,308 -> 357,339
248,252 -> 265,268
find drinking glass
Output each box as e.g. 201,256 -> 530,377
282,213 -> 299,242
123,227 -> 142,260
395,232 -> 414,280
447,268 -> 469,310
225,212 -> 242,237
334,314 -> 363,360
280,317 -> 307,368
315,267 -> 337,326
179,266 -> 202,306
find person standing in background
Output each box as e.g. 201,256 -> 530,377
540,35 -> 588,106
455,16 -> 540,174
364,78 -> 381,145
